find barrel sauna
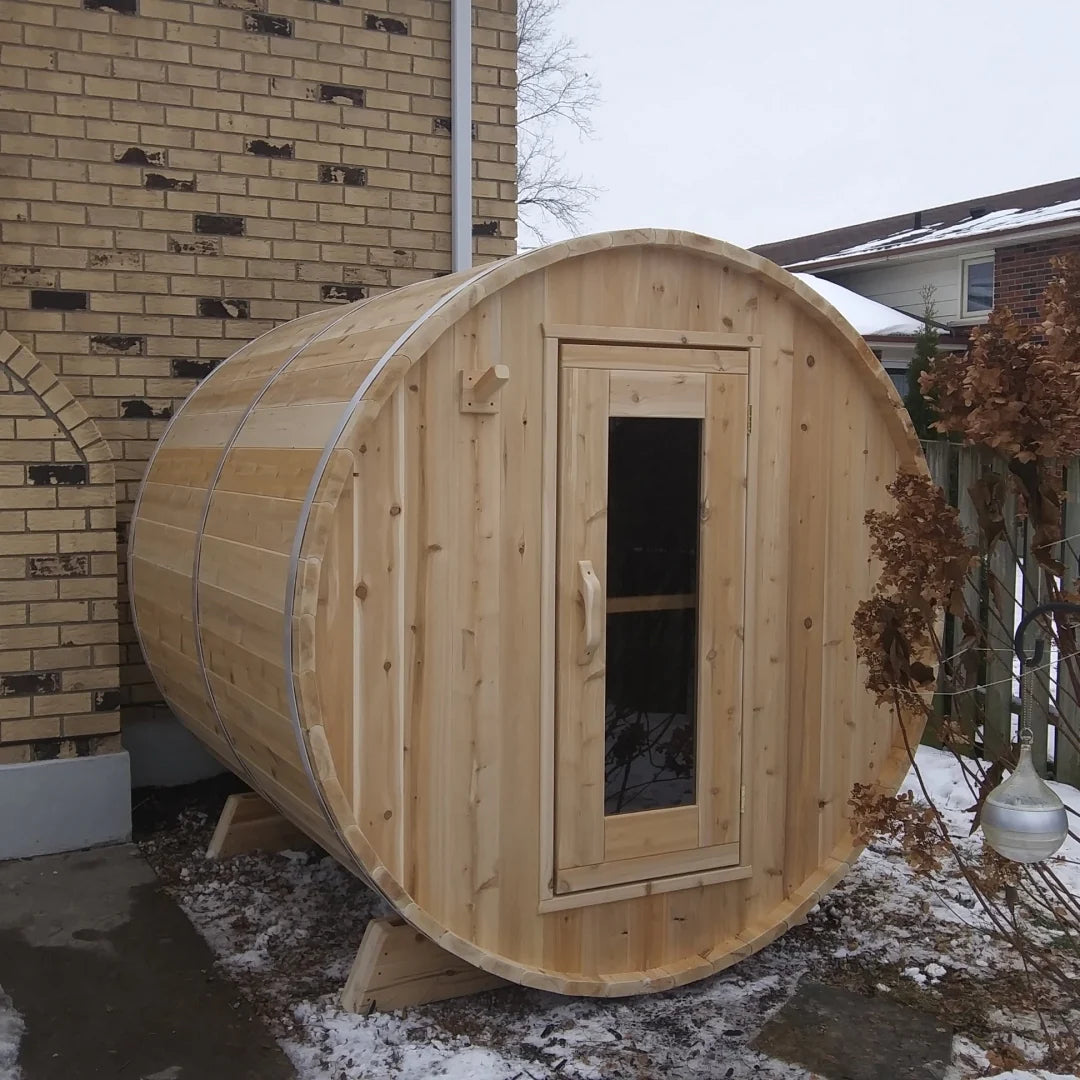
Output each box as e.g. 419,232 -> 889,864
130,230 -> 925,996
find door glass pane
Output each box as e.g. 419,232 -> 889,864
604,416 -> 701,815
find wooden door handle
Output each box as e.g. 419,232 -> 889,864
577,559 -> 602,665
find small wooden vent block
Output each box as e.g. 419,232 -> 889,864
341,917 -> 507,1014
206,792 -> 311,860
459,364 -> 510,413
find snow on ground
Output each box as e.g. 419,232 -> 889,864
992,1074 -> 1079,1079
138,749 -> 1080,1080
903,744 -> 1080,898
0,988 -> 24,1080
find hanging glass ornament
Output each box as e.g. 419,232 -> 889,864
982,603 -> 1076,864
981,727 -> 1068,864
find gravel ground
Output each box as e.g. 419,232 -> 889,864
132,749 -> 1080,1080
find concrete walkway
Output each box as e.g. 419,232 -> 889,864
0,844 -> 295,1080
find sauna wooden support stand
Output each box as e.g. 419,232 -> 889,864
206,792 -> 311,860
207,793 -> 505,1012
341,918 -> 506,1014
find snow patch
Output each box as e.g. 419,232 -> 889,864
794,273 -> 926,338
991,1073 -> 1080,1080
797,198 -> 1080,267
0,988 -> 23,1080
140,750 -> 1080,1079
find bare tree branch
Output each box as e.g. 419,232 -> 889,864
516,0 -> 600,246
516,130 -> 599,244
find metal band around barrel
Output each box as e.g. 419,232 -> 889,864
282,261 -> 505,891
127,316 -> 319,765
188,302 -> 378,825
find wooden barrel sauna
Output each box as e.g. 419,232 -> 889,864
130,230 -> 926,996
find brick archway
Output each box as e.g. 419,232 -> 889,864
0,331 -> 120,765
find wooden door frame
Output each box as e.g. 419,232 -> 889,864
537,324 -> 762,912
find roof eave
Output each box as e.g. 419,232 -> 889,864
784,218 -> 1080,274
862,327 -> 968,345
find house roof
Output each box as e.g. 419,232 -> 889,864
753,176 -> 1080,271
793,273 -> 925,340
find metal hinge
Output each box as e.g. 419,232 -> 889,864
746,404 -> 752,435
740,785 -> 746,814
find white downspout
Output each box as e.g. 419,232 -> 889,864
450,0 -> 472,273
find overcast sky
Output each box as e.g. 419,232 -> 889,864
540,0 -> 1080,249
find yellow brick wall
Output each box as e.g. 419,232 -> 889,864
0,0 -> 517,758
0,330 -> 120,764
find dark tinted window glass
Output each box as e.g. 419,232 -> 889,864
604,417 -> 701,815
965,260 -> 994,312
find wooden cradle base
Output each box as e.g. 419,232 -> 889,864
206,793 -> 506,1013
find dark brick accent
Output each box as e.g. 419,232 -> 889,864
94,690 -> 122,712
218,0 -> 260,7
89,334 -> 144,355
89,252 -> 139,269
245,139 -> 293,159
317,84 -> 365,107
365,13 -> 407,33
144,173 -> 195,192
472,220 -> 499,237
433,117 -> 478,138
30,289 -> 88,311
169,236 -> 220,255
28,554 -> 90,578
114,147 -> 165,166
194,214 -> 244,236
244,11 -> 292,35
318,165 -> 367,186
171,357 -> 221,379
120,399 -> 173,419
1,672 -> 61,697
21,735 -> 112,760
84,0 -> 136,12
343,265 -> 389,287
27,463 -> 88,486
320,284 -> 367,304
1,266 -> 56,287
197,297 -> 250,319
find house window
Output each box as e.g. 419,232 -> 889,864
887,368 -> 909,400
962,256 -> 994,317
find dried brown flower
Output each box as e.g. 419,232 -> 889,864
865,472 -> 975,619
919,258 -> 1080,462
852,595 -> 935,703
1042,254 -> 1080,369
849,784 -> 948,874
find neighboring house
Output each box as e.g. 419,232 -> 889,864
755,176 -> 1080,393
793,273 -> 926,398
0,0 -> 516,859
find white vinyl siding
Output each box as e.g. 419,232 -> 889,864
825,254 -> 962,322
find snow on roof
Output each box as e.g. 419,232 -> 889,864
794,272 -> 925,339
797,198 -> 1080,268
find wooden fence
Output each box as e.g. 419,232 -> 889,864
922,442 -> 1080,786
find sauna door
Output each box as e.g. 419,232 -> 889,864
553,344 -> 749,897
